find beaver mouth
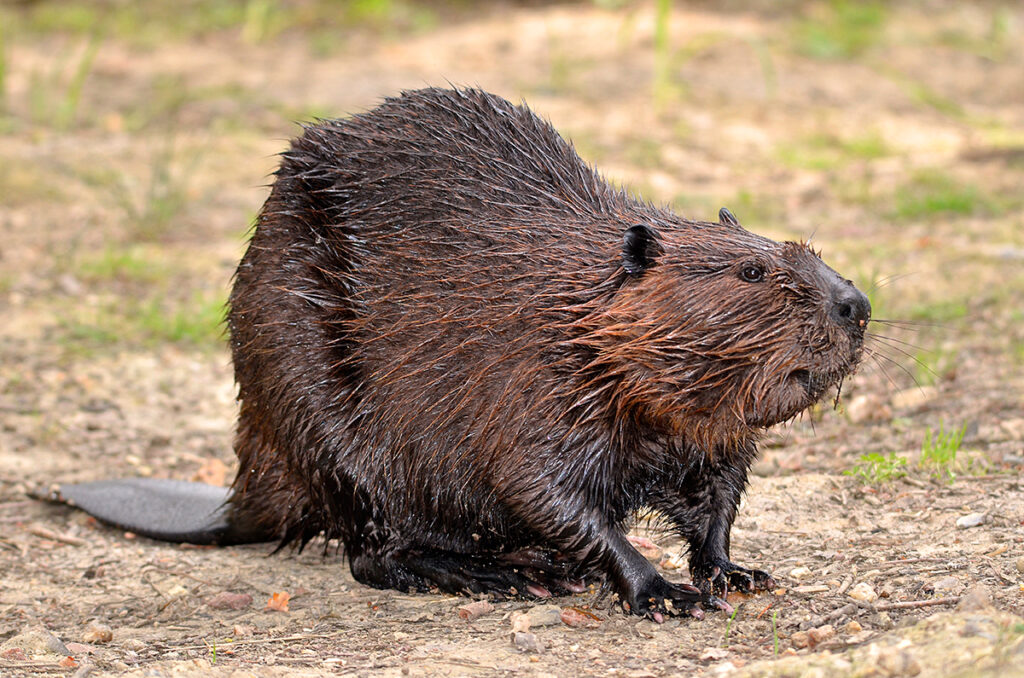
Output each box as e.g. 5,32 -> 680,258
787,369 -> 830,403
789,369 -> 812,390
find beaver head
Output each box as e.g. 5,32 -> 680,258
586,207 -> 869,449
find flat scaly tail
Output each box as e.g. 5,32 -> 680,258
32,478 -> 273,545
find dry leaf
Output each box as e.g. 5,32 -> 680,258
456,600 -> 494,621
560,607 -> 602,628
265,591 -> 290,612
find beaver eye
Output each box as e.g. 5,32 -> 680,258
739,265 -> 765,283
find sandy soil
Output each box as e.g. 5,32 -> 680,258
1,2 -> 1023,676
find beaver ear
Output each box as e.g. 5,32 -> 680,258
718,207 -> 740,227
622,224 -> 663,275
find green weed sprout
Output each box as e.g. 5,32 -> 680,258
919,422 -> 967,484
844,452 -> 907,484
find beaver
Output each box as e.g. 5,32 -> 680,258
42,87 -> 869,619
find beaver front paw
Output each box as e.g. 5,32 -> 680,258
692,558 -> 776,598
621,575 -> 730,621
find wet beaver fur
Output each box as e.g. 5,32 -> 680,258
53,87 -> 871,618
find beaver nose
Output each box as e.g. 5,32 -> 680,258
830,283 -> 871,329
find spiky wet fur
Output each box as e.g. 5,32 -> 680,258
227,87 -> 867,613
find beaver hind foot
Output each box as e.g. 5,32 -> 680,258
352,546 -> 582,599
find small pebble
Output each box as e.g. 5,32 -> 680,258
845,394 -> 892,423
700,647 -> 729,660
875,647 -> 921,676
232,625 -> 253,638
511,612 -> 531,633
166,584 -> 189,597
845,620 -> 862,634
71,661 -> 96,678
808,624 -> 835,646
891,386 -> 937,410
512,631 -> 543,653
930,576 -> 961,594
119,638 -> 146,652
956,585 -> 992,612
789,566 -> 813,580
1000,418 -> 1024,440
522,604 -> 563,628
206,592 -> 253,611
848,582 -> 878,602
1015,556 -> 1024,574
57,273 -> 84,296
790,631 -> 810,649
81,623 -> 113,644
955,513 -> 987,529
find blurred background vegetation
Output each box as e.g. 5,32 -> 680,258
0,1 -> 1021,458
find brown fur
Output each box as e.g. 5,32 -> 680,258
223,87 -> 869,615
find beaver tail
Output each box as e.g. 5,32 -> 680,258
31,479 -> 273,546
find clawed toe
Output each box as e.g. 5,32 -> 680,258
622,577 -> 717,621
694,559 -> 775,598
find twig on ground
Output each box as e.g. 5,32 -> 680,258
29,525 -> 88,546
875,597 -> 960,612
801,596 -> 961,630
174,633 -> 349,651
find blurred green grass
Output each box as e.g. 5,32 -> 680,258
57,290 -> 228,355
891,171 -> 993,221
1,0 -> 1021,366
791,0 -> 888,60
3,0 -> 446,45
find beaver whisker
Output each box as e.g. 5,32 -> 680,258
866,332 -> 925,353
865,336 -> 934,380
865,272 -> 917,295
862,349 -> 900,389
863,347 -> 920,390
868,318 -> 934,331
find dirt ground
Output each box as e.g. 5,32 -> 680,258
2,1 -> 1023,676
